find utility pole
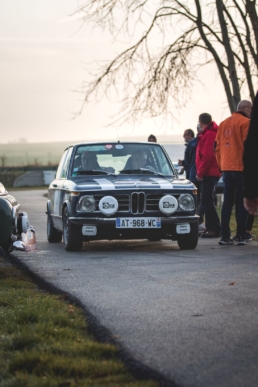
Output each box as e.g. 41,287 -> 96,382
1,155 -> 7,167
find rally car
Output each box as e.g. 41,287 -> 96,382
47,142 -> 199,251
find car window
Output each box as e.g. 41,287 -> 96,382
56,147 -> 73,179
71,143 -> 174,176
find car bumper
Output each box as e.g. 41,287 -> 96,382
68,215 -> 199,240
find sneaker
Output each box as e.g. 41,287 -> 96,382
245,232 -> 252,241
201,230 -> 220,238
199,223 -> 206,232
233,233 -> 252,242
236,236 -> 246,246
219,237 -> 234,245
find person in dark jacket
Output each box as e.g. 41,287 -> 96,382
178,129 -> 195,178
196,113 -> 221,238
243,92 -> 258,216
188,123 -> 204,227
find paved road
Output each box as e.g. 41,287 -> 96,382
9,190 -> 258,387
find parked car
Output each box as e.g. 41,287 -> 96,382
172,161 -> 186,177
47,142 -> 200,251
0,183 -> 31,253
172,163 -> 224,195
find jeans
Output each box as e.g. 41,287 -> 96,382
200,176 -> 221,233
221,171 -> 248,238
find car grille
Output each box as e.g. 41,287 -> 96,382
131,192 -> 145,214
94,193 -> 183,214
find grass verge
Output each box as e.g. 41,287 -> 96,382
0,258 -> 159,387
217,206 -> 258,240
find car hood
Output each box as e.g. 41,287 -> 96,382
68,175 -> 195,191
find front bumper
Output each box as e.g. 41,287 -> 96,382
68,215 -> 199,240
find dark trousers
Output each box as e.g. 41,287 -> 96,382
246,214 -> 254,231
221,171 -> 248,238
200,176 -> 221,233
195,181 -> 204,224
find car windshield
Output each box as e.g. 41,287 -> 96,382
71,143 -> 174,176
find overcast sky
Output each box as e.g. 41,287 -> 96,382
0,1 -> 233,144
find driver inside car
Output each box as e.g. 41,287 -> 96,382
78,151 -> 115,174
131,150 -> 148,169
80,151 -> 101,170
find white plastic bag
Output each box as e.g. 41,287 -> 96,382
21,226 -> 37,252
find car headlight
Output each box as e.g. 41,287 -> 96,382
78,196 -> 96,212
178,194 -> 195,211
159,195 -> 178,215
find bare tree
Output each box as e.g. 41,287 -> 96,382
74,0 -> 258,123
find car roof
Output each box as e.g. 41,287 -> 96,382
64,141 -> 162,151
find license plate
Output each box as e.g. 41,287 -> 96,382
176,223 -> 190,234
116,217 -> 161,228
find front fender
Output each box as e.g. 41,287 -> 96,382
62,200 -> 71,219
0,197 -> 13,251
46,200 -> 52,215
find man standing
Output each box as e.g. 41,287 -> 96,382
215,100 -> 252,245
188,123 -> 205,228
196,113 -> 221,238
178,129 -> 195,178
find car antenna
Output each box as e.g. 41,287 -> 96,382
116,128 -> 120,143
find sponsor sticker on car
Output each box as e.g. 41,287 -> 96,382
176,223 -> 190,234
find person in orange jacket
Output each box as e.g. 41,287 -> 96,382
215,99 -> 252,246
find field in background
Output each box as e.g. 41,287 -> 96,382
0,141 -> 74,167
0,141 -> 185,167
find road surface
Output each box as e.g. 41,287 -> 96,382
8,189 -> 258,387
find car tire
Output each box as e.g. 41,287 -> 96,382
177,222 -> 199,250
47,214 -> 62,243
62,207 -> 82,252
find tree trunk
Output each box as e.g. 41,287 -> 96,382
246,0 -> 258,67
216,0 -> 241,110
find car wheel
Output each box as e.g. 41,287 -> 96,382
47,214 -> 62,243
62,207 -> 82,252
177,222 -> 199,250
1,243 -> 13,254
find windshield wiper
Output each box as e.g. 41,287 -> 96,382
120,169 -> 164,177
74,170 -> 115,176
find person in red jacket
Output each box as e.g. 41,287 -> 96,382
196,113 -> 221,238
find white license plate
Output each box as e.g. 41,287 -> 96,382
116,217 -> 161,228
176,223 -> 190,234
